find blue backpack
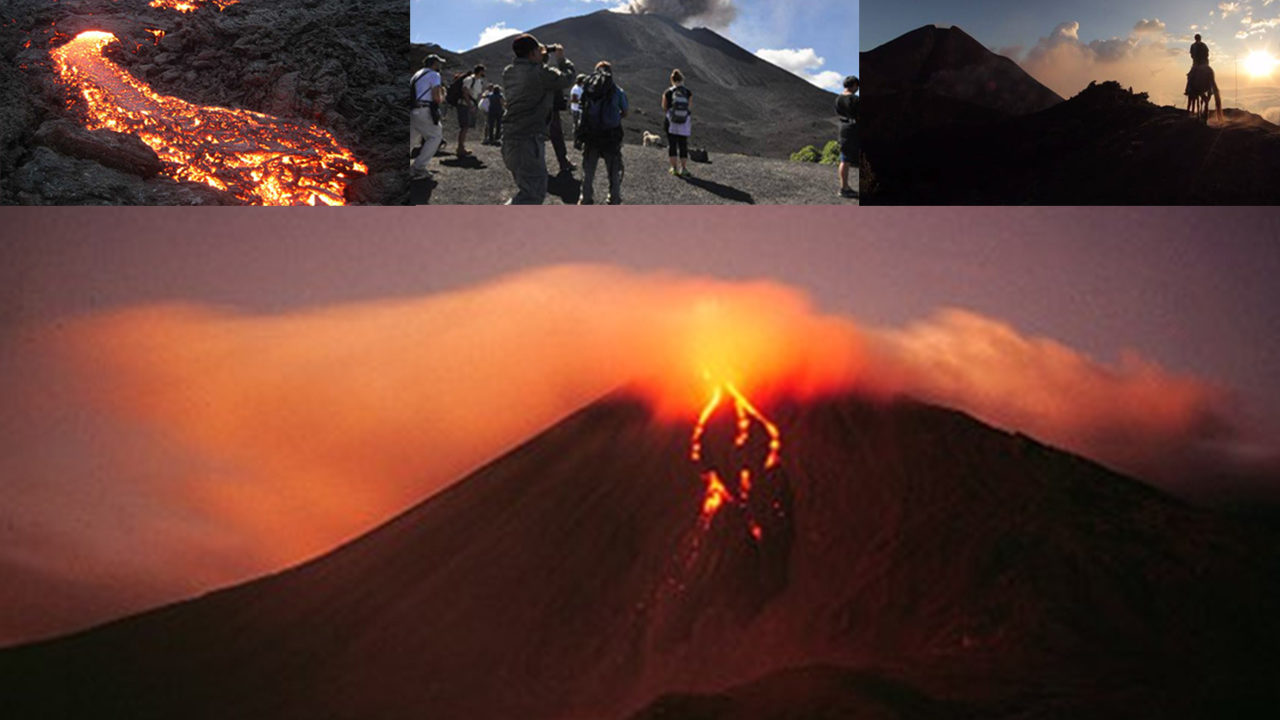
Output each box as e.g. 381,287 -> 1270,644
668,85 -> 690,124
577,71 -> 621,140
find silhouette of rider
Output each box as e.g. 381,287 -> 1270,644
1185,34 -> 1223,122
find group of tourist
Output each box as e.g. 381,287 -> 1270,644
411,33 -> 859,203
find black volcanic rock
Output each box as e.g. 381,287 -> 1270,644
33,119 -> 163,177
2,392 -> 1278,719
418,10 -> 842,159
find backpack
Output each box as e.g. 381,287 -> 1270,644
445,73 -> 469,106
410,68 -> 428,107
668,85 -> 690,124
576,71 -> 621,142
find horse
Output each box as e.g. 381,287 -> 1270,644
1186,64 -> 1222,124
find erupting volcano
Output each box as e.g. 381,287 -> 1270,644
2,382 -> 1278,718
49,30 -> 366,205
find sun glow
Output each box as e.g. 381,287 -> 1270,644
1243,50 -> 1278,78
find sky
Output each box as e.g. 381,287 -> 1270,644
863,0 -> 1280,119
411,0 -> 859,91
2,206 -> 1279,647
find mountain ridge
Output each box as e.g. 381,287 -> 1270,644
2,389 -> 1278,718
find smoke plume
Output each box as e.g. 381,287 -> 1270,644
626,0 -> 737,29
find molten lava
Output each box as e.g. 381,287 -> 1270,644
149,0 -> 239,12
690,381 -> 783,539
50,31 -> 366,205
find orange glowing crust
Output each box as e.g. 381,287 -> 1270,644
144,28 -> 165,45
50,31 -> 367,206
149,0 -> 239,12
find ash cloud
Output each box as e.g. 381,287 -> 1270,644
625,0 -> 738,29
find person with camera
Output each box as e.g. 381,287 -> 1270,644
410,54 -> 446,182
500,34 -> 576,204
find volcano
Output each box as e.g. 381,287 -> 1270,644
861,25 -> 1280,204
2,390 -> 1279,718
413,10 -> 842,159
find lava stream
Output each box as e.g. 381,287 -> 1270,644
51,31 -> 366,206
149,0 -> 239,12
690,382 -> 783,536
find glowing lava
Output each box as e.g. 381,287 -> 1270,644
149,0 -> 239,12
690,381 -> 782,538
50,31 -> 366,205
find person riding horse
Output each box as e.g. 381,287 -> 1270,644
1185,34 -> 1224,123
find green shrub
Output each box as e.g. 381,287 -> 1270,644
819,140 -> 841,165
790,144 -> 819,163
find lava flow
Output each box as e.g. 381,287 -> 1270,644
149,0 -> 239,12
689,382 -> 783,541
50,31 -> 366,205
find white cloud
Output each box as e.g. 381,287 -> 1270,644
755,47 -> 845,91
476,21 -> 522,49
1133,18 -> 1167,35
1220,2 -> 1242,18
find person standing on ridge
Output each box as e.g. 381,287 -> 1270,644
410,54 -> 446,181
836,75 -> 859,199
484,84 -> 504,145
500,34 -> 576,204
569,74 -> 586,138
662,68 -> 693,177
454,65 -> 486,158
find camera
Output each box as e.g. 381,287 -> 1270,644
544,43 -> 563,53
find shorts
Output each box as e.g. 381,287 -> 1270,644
456,104 -> 476,129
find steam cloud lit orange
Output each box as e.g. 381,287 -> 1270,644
3,264 -> 1255,644
50,31 -> 366,205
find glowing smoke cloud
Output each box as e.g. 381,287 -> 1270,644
626,0 -> 738,29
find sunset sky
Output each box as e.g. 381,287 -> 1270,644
2,206 -> 1278,646
863,0 -> 1280,119
413,0 -> 859,90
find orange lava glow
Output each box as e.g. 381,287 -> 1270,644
50,31 -> 366,205
149,0 -> 239,12
690,381 -> 783,539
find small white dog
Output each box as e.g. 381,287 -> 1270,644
642,131 -> 665,148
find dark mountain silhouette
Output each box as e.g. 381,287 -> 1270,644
2,390 -> 1279,719
412,10 -> 842,159
860,24 -> 1062,146
861,25 -> 1280,204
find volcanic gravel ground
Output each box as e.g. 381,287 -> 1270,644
414,135 -> 858,206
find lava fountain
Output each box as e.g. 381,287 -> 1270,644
50,30 -> 366,205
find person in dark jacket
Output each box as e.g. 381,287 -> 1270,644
484,85 -> 504,145
500,34 -> 576,204
836,75 -> 859,199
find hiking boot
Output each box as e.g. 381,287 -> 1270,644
668,167 -> 677,176
680,168 -> 691,178
578,197 -> 594,205
839,187 -> 858,198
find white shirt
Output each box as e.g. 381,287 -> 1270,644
413,68 -> 441,106
465,75 -> 486,104
570,84 -> 583,112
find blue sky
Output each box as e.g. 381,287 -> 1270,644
863,0 -> 1280,117
412,0 -> 858,91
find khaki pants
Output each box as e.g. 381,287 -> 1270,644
502,134 -> 548,205
410,107 -> 442,178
